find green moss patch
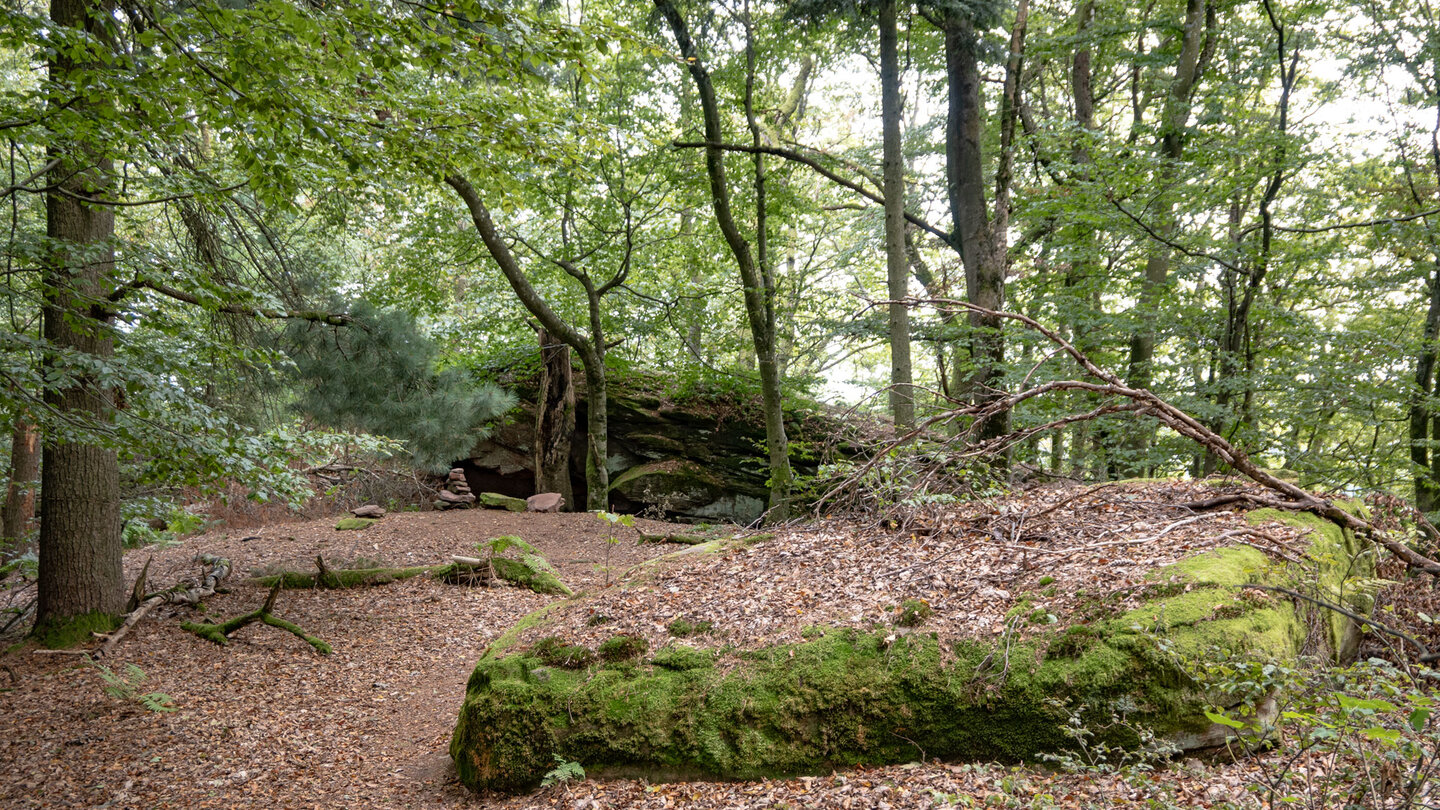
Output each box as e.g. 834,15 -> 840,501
31,610 -> 120,650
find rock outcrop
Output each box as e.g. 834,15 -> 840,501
458,372 -> 862,522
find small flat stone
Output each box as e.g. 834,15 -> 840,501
438,490 -> 477,505
526,492 -> 565,513
351,504 -> 386,519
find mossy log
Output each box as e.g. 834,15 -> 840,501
248,557 -> 440,590
182,583 -> 331,655
434,555 -> 572,596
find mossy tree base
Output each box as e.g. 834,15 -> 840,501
182,583 -> 331,655
31,611 -> 120,650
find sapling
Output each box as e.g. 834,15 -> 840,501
595,510 -> 634,586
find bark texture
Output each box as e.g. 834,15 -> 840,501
2,417 -> 38,555
533,329 -> 575,509
881,0 -> 913,429
36,0 -> 126,628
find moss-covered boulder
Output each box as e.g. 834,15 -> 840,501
335,517 -> 378,530
450,509 -> 1376,794
479,492 -> 529,512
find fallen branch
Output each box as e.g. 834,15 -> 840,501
833,298 -> 1440,578
182,582 -> 331,655
637,531 -> 724,546
1243,583 -> 1439,663
96,554 -> 232,657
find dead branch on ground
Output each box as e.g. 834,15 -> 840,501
95,554 -> 232,657
181,582 -> 331,654
821,299 -> 1440,577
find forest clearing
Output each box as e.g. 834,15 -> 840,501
3,479 -> 1438,808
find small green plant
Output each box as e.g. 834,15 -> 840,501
895,598 -> 934,627
666,618 -> 714,637
595,511 -> 635,586
89,658 -> 176,712
585,612 -> 612,627
1040,697 -> 1179,775
539,754 -> 585,788
1037,576 -> 1055,587
1197,654 -> 1440,810
597,633 -> 648,662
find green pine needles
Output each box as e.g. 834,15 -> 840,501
288,302 -> 515,472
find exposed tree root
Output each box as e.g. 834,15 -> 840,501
182,582 -> 331,655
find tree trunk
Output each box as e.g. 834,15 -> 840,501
942,3 -> 1025,454
1413,265 -> 1440,513
2,416 -> 39,557
881,0 -> 913,430
656,0 -> 792,520
35,0 -> 125,631
1119,0 -> 1210,476
444,173 -> 609,511
533,328 -> 575,509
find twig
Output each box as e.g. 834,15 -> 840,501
1243,584 -> 1439,663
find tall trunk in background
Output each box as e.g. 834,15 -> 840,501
533,328 -> 575,509
1410,267 -> 1440,512
941,0 -> 1027,455
1066,0 -> 1101,476
1119,0 -> 1211,476
2,417 -> 39,557
657,0 -> 792,520
881,0 -> 913,430
36,0 -> 126,632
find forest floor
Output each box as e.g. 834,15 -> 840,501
0,484 -> 1427,809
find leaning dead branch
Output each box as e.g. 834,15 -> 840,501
95,554 -> 233,657
824,299 -> 1440,577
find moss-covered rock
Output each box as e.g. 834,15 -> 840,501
479,492 -> 529,512
335,517 -> 378,530
451,509 -> 1378,794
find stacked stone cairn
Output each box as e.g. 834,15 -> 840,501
434,468 -> 477,510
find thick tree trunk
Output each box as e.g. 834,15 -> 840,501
533,329 -> 575,509
656,0 -> 792,520
881,0 -> 913,430
35,0 -> 125,631
2,416 -> 39,556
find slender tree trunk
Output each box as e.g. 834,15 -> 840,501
579,359 -> 609,511
2,416 -> 39,557
1413,265 -> 1440,513
533,328 -> 575,509
444,173 -> 609,510
657,0 -> 792,520
1118,0 -> 1209,477
881,0 -> 913,430
35,0 -> 125,632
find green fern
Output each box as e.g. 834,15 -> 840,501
90,658 -> 177,712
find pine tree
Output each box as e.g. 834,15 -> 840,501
288,303 -> 514,472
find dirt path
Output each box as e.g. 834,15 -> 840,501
0,508 -> 684,809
